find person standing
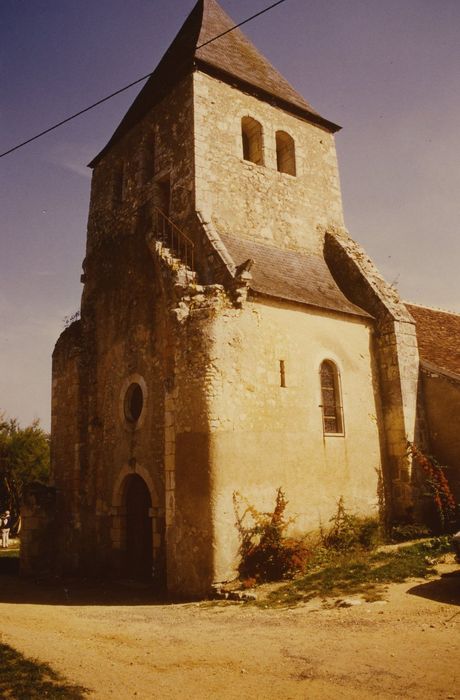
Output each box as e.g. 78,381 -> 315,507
1,511 -> 11,548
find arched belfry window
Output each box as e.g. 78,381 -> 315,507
276,131 -> 296,176
320,361 -> 344,435
241,117 -> 264,165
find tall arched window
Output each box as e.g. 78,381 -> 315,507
276,131 -> 296,175
241,117 -> 264,165
320,360 -> 344,435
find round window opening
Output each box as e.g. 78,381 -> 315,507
124,383 -> 144,423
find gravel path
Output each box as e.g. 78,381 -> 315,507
0,562 -> 459,699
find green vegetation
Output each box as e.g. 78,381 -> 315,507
320,496 -> 382,552
0,642 -> 88,699
0,414 -> 50,526
233,491 -> 454,608
233,491 -> 385,586
261,537 -> 452,607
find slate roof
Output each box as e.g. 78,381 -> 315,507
220,233 -> 370,318
194,0 -> 332,124
90,0 -> 339,166
406,303 -> 460,377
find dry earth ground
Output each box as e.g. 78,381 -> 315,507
0,561 -> 459,699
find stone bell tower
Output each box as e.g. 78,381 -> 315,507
35,0 -> 420,596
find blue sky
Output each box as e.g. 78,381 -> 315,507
1,0 -> 460,430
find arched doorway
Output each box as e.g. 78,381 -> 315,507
124,474 -> 153,580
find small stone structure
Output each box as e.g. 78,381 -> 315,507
21,0 -> 460,595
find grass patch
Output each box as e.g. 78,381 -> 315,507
0,642 -> 89,699
262,537 -> 452,607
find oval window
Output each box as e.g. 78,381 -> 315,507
124,383 -> 144,423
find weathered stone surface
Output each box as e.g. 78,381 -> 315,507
324,229 -> 420,520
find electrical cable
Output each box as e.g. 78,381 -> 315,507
0,0 -> 290,159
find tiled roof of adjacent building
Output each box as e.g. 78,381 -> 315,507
220,233 -> 370,318
90,0 -> 339,166
406,303 -> 460,377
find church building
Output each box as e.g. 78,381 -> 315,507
22,0 -> 460,596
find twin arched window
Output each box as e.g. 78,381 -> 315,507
320,361 -> 344,435
241,118 -> 296,174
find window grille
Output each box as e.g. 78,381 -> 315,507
320,361 -> 344,434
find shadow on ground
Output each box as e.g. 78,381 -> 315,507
0,641 -> 89,699
408,570 -> 460,607
0,560 -> 177,606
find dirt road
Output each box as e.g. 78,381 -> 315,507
0,564 -> 459,699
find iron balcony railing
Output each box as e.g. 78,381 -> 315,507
153,207 -> 195,270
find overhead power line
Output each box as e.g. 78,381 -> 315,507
0,0 -> 289,160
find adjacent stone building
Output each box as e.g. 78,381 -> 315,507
22,0 -> 460,595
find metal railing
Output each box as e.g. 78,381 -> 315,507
153,207 -> 195,270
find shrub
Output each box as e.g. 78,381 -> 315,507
233,488 -> 310,582
321,497 -> 381,552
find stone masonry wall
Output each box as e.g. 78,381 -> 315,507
51,320 -> 84,572
86,75 -> 195,257
193,71 -> 344,255
51,77 -> 198,579
324,229 -> 420,522
146,238 -> 224,596
20,483 -> 56,577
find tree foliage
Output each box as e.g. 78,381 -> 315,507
0,414 -> 50,524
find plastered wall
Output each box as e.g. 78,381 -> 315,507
204,299 -> 383,582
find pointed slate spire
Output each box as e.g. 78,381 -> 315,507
195,0 -> 325,121
90,0 -> 338,165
